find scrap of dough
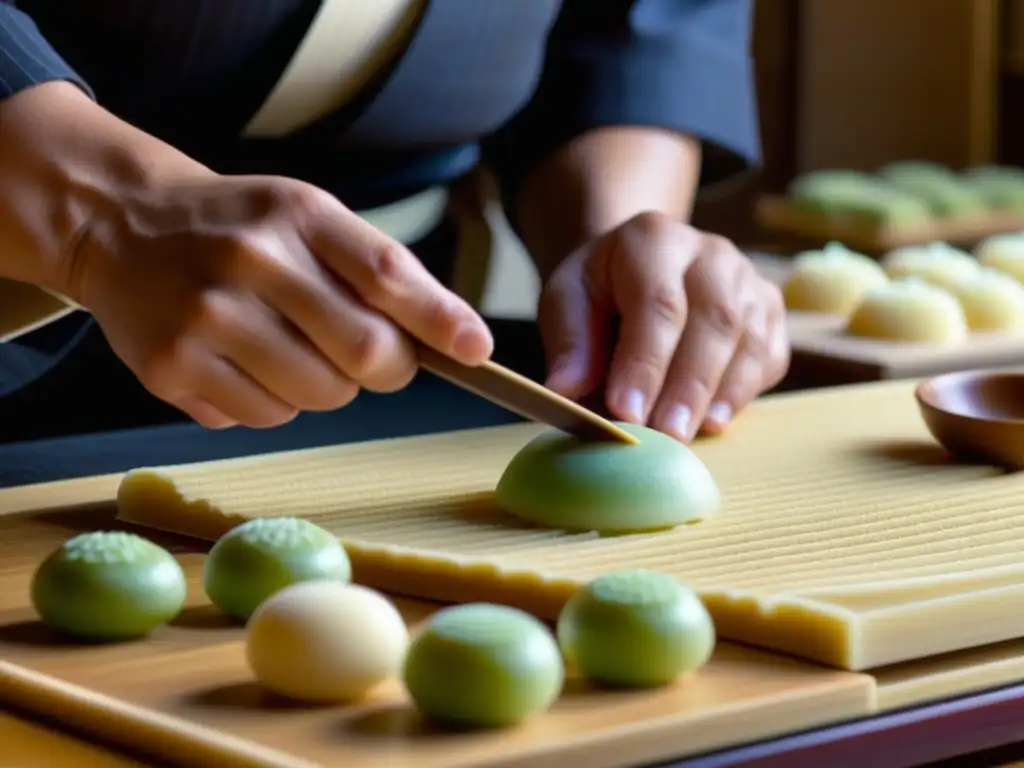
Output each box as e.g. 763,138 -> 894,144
846,278 -> 968,343
784,242 -> 888,315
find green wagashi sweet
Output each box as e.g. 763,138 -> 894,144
496,422 -> 720,534
557,570 -> 716,688
31,531 -> 187,641
204,516 -> 351,621
403,603 -> 564,728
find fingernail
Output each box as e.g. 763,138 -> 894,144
453,325 -> 490,363
545,357 -> 581,395
620,388 -> 646,423
664,404 -> 692,440
706,401 -> 733,425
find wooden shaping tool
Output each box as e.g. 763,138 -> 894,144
417,345 -> 639,445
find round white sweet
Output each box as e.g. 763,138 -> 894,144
881,242 -> 980,289
975,232 -> 1024,283
846,278 -> 969,343
948,267 -> 1024,332
785,242 -> 888,314
246,581 -> 409,703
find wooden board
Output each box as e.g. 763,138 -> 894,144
0,710 -> 147,767
0,503 -> 873,768
748,253 -> 1024,386
755,196 -> 1024,254
7,423 -> 1024,765
786,312 -> 1024,384
112,381 -> 1024,672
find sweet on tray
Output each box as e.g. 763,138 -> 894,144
784,237 -> 1024,343
758,162 -> 1024,250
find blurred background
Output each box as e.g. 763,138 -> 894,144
694,0 -> 1022,246
482,0 -> 1024,319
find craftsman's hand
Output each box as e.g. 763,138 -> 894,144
63,174 -> 492,429
538,212 -> 789,442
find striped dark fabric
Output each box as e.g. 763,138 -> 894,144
0,0 -> 762,400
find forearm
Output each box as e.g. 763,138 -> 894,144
515,126 -> 702,280
0,82 -> 205,293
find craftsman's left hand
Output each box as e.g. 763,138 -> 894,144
538,211 -> 790,442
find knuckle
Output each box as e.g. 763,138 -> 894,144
183,291 -> 237,340
136,339 -> 191,397
647,283 -> 687,326
700,300 -> 744,337
362,239 -> 412,305
703,234 -> 735,254
259,179 -> 332,222
626,210 -> 675,238
347,323 -> 394,381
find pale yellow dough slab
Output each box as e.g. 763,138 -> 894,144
117,381 -> 1024,671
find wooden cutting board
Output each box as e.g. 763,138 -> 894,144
0,502 -> 873,768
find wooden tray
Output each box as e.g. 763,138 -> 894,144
747,254 -> 1024,386
786,312 -> 1024,384
0,503 -> 873,768
755,195 -> 1024,254
6,419 -> 1024,766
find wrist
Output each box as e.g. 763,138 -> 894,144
0,81 -> 209,294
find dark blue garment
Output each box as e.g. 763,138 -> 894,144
1,0 -> 760,201
0,0 -> 761,426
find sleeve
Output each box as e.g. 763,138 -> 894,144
0,1 -> 94,100
482,0 -> 761,200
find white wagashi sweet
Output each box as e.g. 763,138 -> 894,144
974,232 -> 1024,284
783,242 -> 888,315
846,278 -> 968,343
947,267 -> 1024,332
881,242 -> 980,289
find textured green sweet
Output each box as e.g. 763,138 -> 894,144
557,570 -> 716,688
880,161 -> 957,184
789,181 -> 932,228
495,423 -> 720,533
403,603 -> 564,728
203,517 -> 351,622
31,531 -> 187,641
881,174 -> 987,217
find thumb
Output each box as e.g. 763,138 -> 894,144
537,259 -> 612,401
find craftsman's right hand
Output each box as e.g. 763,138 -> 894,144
62,174 -> 493,429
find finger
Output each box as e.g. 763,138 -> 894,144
648,256 -> 749,442
698,308 -> 772,437
305,208 -> 493,365
198,291 -> 361,411
189,354 -> 298,429
601,215 -> 700,423
256,249 -> 420,394
762,296 -> 792,391
537,263 -> 611,401
174,395 -> 237,430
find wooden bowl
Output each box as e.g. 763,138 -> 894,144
915,370 -> 1024,469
